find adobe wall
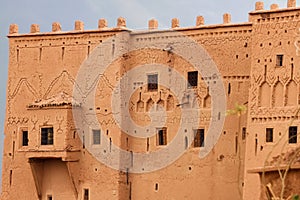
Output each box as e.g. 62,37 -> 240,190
2,22 -> 130,199
2,1 -> 300,199
244,1 -> 300,199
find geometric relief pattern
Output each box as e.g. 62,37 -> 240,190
286,81 -> 297,106
43,70 -> 77,99
259,82 -> 271,107
273,81 -> 284,107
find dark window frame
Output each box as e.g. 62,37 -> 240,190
92,129 -> 101,145
22,130 -> 29,146
289,126 -> 297,144
276,55 -> 284,66
147,74 -> 158,91
187,71 -> 198,88
157,128 -> 167,146
194,129 -> 205,148
266,128 -> 273,143
41,127 -> 54,145
242,127 -> 246,140
84,188 -> 89,200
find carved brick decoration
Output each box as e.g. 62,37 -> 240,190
3,1 -> 300,200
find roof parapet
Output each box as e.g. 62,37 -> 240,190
148,19 -> 158,30
223,13 -> 231,24
117,17 -> 126,28
9,24 -> 18,34
74,20 -> 84,31
98,18 -> 108,29
255,2 -> 264,11
30,24 -> 40,33
6,14 -> 252,36
287,0 -> 296,8
52,22 -> 61,32
196,16 -> 205,26
171,18 -> 180,28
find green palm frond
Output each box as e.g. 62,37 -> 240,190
226,102 -> 247,116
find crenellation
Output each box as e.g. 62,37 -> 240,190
74,20 -> 84,31
287,0 -> 296,8
196,16 -> 205,26
223,13 -> 231,24
148,19 -> 158,30
52,22 -> 62,32
255,1 -> 264,11
117,17 -> 126,28
171,18 -> 180,28
9,24 -> 18,34
98,18 -> 108,29
30,24 -> 40,33
4,1 -> 300,200
5,0 -> 300,37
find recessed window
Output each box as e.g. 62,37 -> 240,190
22,130 -> 28,146
276,55 -> 283,66
289,126 -> 297,144
147,74 -> 158,91
242,127 -> 246,140
266,128 -> 273,143
92,129 -> 101,145
157,128 -> 167,146
155,183 -> 159,191
47,195 -> 52,200
187,71 -> 198,88
41,127 -> 53,145
84,189 -> 89,200
193,129 -> 204,147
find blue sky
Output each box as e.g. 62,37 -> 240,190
0,0 -> 290,185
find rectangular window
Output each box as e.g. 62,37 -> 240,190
9,170 -> 12,186
276,55 -> 283,66
266,128 -> 273,143
84,189 -> 89,200
188,71 -> 198,88
157,128 -> 167,146
92,129 -> 101,145
47,195 -> 52,200
41,127 -> 53,145
242,127 -> 246,140
194,129 -> 205,147
147,74 -> 158,91
289,126 -> 297,144
22,130 -> 29,146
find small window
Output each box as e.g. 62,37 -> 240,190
187,71 -> 198,88
47,195 -> 52,200
92,129 -> 101,145
289,126 -> 297,144
22,130 -> 29,146
147,74 -> 158,91
194,129 -> 204,147
242,127 -> 246,140
276,55 -> 283,66
41,127 -> 53,145
155,183 -> 159,191
157,128 -> 167,146
228,83 -> 231,95
266,128 -> 273,143
84,189 -> 89,200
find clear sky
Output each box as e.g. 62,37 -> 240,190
0,0 -> 291,186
